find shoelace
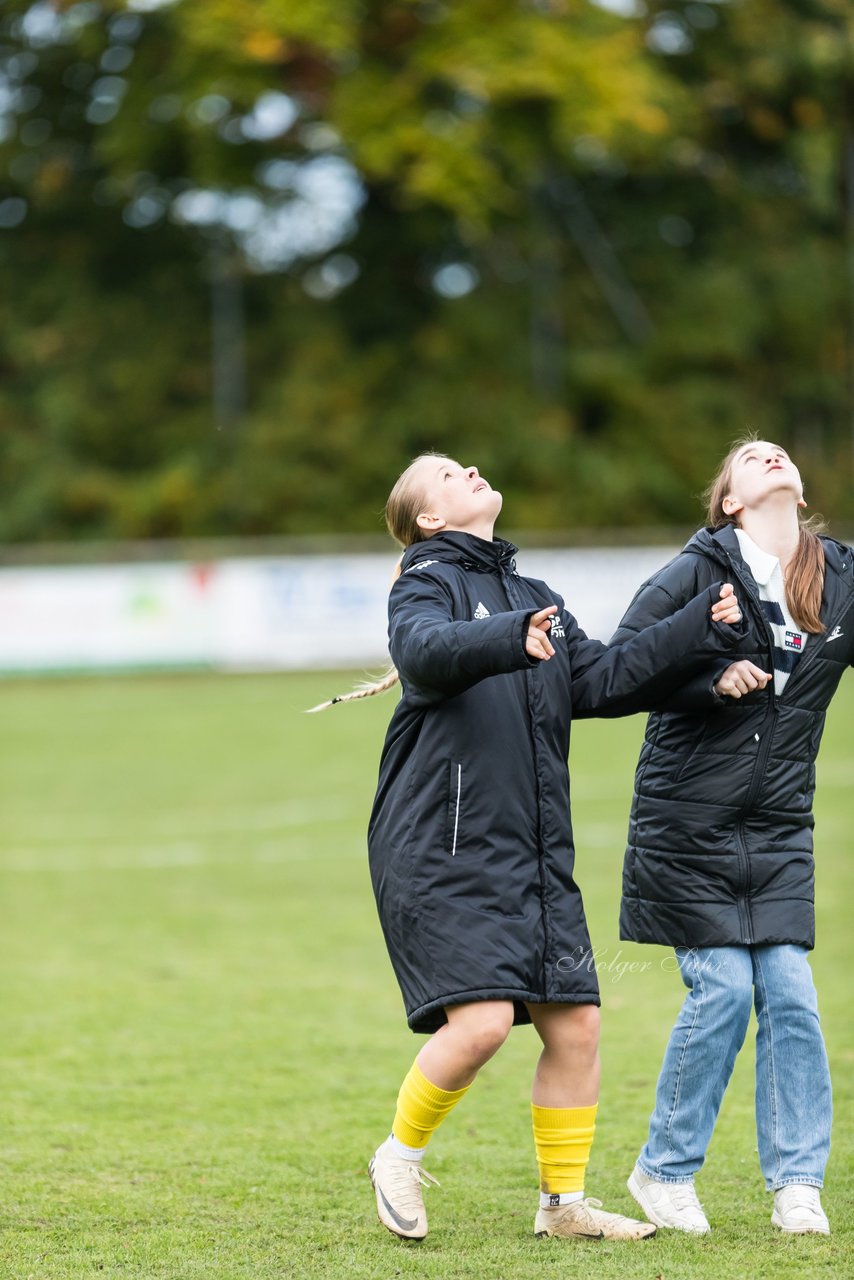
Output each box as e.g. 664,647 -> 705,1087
386,1160 -> 440,1207
560,1198 -> 609,1231
665,1183 -> 705,1216
779,1188 -> 821,1215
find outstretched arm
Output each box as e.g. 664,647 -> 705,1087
608,575 -> 770,711
568,581 -> 748,718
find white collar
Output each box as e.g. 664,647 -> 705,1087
734,527 -> 779,588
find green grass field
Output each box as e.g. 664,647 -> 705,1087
1,671 -> 851,1279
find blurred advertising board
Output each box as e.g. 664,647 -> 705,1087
0,547 -> 677,675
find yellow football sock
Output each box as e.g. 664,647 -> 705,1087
392,1060 -> 471,1151
531,1102 -> 598,1194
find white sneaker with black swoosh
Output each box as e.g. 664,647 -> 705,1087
534,1197 -> 657,1241
368,1139 -> 439,1240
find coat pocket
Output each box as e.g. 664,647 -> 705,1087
445,761 -> 463,856
672,723 -> 709,784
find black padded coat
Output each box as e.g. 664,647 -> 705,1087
614,525 -> 854,950
367,531 -> 748,1033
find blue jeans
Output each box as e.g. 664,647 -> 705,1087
638,945 -> 831,1190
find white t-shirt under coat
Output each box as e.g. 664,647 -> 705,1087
735,527 -> 807,696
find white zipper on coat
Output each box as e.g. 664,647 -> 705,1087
451,764 -> 462,856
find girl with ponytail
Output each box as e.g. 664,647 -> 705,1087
327,452 -> 749,1246
615,437 -> 854,1238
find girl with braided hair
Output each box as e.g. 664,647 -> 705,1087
318,452 -> 747,1244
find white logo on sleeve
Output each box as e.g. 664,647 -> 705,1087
405,559 -> 438,573
825,625 -> 844,643
549,615 -> 565,639
473,601 -> 491,619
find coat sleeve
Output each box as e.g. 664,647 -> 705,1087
606,576 -> 736,713
566,581 -> 748,719
389,569 -> 536,707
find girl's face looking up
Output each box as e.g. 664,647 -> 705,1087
722,441 -> 804,519
414,456 -> 503,538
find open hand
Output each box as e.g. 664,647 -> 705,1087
715,660 -> 772,699
526,606 -> 557,661
711,582 -> 742,626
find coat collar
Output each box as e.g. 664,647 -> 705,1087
685,523 -> 852,584
400,531 -> 518,574
682,523 -> 741,565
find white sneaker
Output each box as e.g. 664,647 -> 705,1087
771,1184 -> 830,1235
627,1163 -> 710,1233
368,1139 -> 439,1240
534,1197 -> 656,1241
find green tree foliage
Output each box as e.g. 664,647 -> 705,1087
0,0 -> 851,542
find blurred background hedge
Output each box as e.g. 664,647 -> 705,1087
1,0 -> 852,542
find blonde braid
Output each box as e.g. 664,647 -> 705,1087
305,558 -> 403,712
305,666 -> 400,713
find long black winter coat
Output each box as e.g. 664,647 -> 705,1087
614,525 -> 854,951
367,531 -> 747,1033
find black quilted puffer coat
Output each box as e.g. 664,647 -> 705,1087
614,525 -> 854,950
367,530 -> 748,1033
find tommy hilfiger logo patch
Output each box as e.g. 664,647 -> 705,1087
785,631 -> 803,651
473,601 -> 491,619
826,625 -> 844,643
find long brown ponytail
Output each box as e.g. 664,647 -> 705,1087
307,455 -> 451,711
704,436 -> 826,633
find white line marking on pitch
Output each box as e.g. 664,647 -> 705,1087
0,817 -> 360,872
